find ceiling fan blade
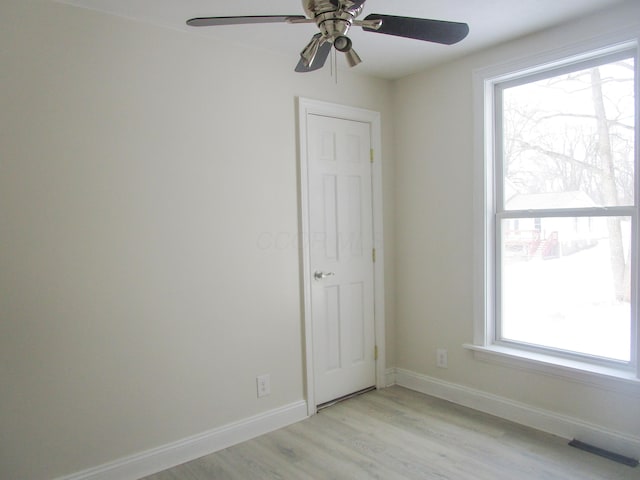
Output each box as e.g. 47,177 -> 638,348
187,15 -> 306,27
295,40 -> 332,73
362,14 -> 469,45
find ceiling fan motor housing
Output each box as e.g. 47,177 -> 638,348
303,0 -> 364,18
303,0 -> 364,40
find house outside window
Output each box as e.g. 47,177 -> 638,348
470,37 -> 639,382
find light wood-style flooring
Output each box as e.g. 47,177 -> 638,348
143,386 -> 637,479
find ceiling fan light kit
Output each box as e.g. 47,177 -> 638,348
187,0 -> 469,73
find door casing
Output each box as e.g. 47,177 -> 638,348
298,97 -> 386,416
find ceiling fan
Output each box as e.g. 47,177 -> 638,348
187,0 -> 469,73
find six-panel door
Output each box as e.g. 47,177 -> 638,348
307,114 -> 376,405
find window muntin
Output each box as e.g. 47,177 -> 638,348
493,49 -> 637,366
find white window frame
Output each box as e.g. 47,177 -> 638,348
467,32 -> 640,391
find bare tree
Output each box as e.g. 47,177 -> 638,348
503,61 -> 634,301
590,67 -> 629,301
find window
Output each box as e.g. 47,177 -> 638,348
471,40 -> 639,381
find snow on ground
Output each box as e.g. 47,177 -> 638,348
502,239 -> 631,361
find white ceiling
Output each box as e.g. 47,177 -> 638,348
57,0 -> 626,79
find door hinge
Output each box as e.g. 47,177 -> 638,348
374,345 -> 379,361
370,149 -> 374,163
372,248 -> 376,263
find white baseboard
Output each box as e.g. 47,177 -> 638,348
55,400 -> 308,480
394,367 -> 640,460
384,367 -> 397,387
51,370 -> 640,479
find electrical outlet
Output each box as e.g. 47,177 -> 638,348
436,349 -> 448,368
256,374 -> 271,398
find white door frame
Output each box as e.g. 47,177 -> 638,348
298,97 -> 386,416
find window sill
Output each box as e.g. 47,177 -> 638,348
463,343 -> 640,395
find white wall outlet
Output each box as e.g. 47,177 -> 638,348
436,349 -> 448,368
256,374 -> 271,398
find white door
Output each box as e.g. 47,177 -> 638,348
307,113 -> 376,405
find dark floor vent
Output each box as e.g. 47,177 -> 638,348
569,439 -> 639,467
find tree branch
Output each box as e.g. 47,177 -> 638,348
534,112 -> 634,131
514,140 -> 602,173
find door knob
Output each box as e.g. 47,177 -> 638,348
314,271 -> 335,280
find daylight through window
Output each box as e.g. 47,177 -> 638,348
493,48 -> 637,366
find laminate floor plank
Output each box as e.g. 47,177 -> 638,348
335,393 -> 551,479
142,386 -> 638,480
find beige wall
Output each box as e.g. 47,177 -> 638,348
393,0 -> 639,444
0,1 -> 394,479
3,0 -> 639,478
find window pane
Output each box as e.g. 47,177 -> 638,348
502,57 -> 635,210
500,216 -> 632,362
